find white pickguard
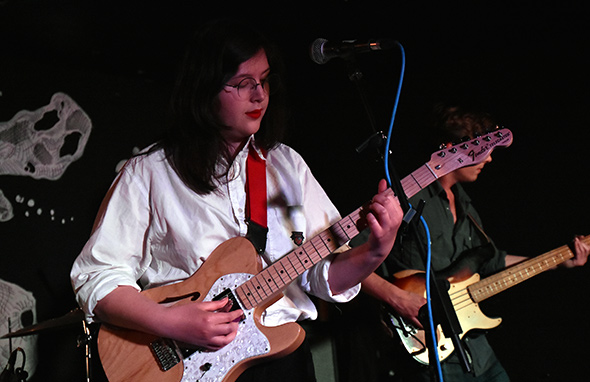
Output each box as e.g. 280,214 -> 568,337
387,312 -> 454,365
181,273 -> 270,382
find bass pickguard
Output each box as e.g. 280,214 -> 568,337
386,312 -> 454,365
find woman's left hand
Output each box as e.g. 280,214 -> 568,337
365,179 -> 403,261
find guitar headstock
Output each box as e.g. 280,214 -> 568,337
427,127 -> 513,178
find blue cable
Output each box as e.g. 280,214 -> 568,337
382,41 -> 444,382
421,215 -> 444,382
383,41 -> 404,187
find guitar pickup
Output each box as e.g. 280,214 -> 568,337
212,288 -> 242,314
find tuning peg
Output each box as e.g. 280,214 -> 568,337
438,142 -> 453,150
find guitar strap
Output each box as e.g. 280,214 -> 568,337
467,213 -> 491,244
245,144 -> 268,254
434,213 -> 495,279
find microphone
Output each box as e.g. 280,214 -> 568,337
309,38 -> 396,64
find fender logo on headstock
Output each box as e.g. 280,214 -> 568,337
466,129 -> 512,163
430,128 -> 513,175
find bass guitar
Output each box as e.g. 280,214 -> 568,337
97,128 -> 513,382
387,235 -> 590,365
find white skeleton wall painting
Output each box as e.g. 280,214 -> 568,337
0,92 -> 92,224
0,92 -> 91,179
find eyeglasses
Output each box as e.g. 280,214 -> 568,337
224,74 -> 279,100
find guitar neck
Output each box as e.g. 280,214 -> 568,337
400,163 -> 440,200
235,163 -> 442,310
235,129 -> 515,310
235,207 -> 366,310
468,236 -> 590,303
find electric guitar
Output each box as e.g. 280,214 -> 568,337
387,236 -> 590,365
97,128 -> 513,382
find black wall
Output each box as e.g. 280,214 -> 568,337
1,1 -> 589,381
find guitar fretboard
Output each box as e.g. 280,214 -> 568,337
468,236 -> 590,303
401,164 -> 440,199
235,208 -> 368,310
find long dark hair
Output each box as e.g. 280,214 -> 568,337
152,19 -> 288,194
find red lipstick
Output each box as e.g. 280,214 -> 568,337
246,109 -> 262,119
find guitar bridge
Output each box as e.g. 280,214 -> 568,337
150,337 -> 204,372
150,338 -> 182,371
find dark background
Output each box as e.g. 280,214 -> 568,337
1,1 -> 589,381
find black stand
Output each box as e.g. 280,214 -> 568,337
77,320 -> 93,382
420,277 -> 472,378
344,54 -> 471,381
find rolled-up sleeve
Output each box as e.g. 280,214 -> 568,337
70,162 -> 151,322
300,251 -> 361,303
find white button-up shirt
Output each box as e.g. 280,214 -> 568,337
70,139 -> 359,326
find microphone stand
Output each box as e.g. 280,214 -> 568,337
77,320 -> 93,382
344,58 -> 378,135
343,55 -> 472,380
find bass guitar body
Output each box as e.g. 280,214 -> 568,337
385,270 -> 501,365
388,234 -> 587,364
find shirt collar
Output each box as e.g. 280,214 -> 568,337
423,180 -> 472,206
249,137 -> 267,161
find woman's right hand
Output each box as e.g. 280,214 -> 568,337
164,297 -> 244,350
95,286 -> 243,351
